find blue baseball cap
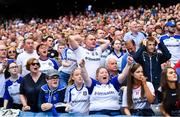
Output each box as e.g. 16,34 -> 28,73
165,21 -> 176,27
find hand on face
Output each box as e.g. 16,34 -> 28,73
140,76 -> 147,86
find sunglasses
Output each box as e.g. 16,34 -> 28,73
8,50 -> 16,54
31,62 -> 40,66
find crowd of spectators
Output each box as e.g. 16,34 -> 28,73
0,3 -> 180,116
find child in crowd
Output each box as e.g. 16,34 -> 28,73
64,67 -> 89,115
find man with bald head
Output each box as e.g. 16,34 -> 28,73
123,21 -> 146,50
106,56 -> 120,78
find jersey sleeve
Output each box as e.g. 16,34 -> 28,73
64,86 -> 71,103
3,82 -> 11,100
110,76 -> 120,91
87,78 -> 97,94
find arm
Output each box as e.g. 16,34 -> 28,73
158,41 -> 171,63
160,103 -> 170,117
3,100 -> 8,109
61,60 -> 72,67
124,107 -> 131,115
118,56 -> 133,83
20,94 -> 30,111
98,39 -> 110,52
141,79 -> 155,103
68,35 -> 81,50
133,40 -> 146,64
79,59 -> 92,87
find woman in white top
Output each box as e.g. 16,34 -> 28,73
79,56 -> 133,116
122,63 -> 155,116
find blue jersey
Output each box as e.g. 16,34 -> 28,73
4,76 -> 23,104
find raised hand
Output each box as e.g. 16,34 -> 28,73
79,59 -> 85,68
127,56 -> 134,65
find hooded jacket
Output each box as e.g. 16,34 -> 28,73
133,42 -> 171,90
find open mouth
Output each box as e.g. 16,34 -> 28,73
103,77 -> 107,80
34,67 -> 38,70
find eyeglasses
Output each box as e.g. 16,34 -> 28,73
9,65 -> 18,69
48,76 -> 59,80
31,62 -> 40,66
8,50 -> 16,54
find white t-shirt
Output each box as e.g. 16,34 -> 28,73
64,84 -> 89,114
74,46 -> 102,79
16,51 -> 39,77
39,58 -> 58,74
122,82 -> 155,109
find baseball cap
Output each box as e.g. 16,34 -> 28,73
165,21 -> 176,27
46,69 -> 59,78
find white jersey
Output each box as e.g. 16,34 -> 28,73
64,84 -> 89,114
100,49 -> 111,67
16,51 -> 39,77
122,82 -> 155,109
88,78 -> 120,111
59,48 -> 78,74
74,46 -> 102,79
39,58 -> 59,74
160,34 -> 180,64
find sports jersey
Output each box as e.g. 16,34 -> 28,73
39,58 -> 59,74
64,84 -> 89,114
59,48 -> 78,74
87,77 -> 120,111
122,82 -> 155,109
160,34 -> 180,64
100,48 -> 111,67
74,46 -> 102,79
3,76 -> 23,104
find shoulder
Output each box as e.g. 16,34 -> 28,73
5,79 -> 12,87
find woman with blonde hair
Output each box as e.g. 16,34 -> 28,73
64,67 -> 89,115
